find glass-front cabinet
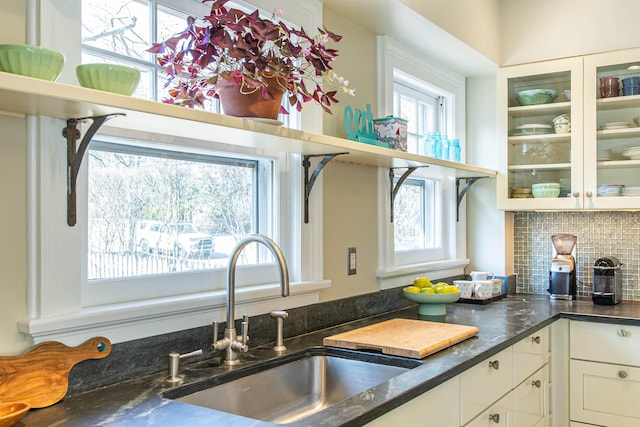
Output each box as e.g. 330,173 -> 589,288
498,49 -> 640,210
584,49 -> 640,209
497,57 -> 584,210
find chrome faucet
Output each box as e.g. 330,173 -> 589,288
213,234 -> 290,365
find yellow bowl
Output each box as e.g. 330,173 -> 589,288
76,63 -> 140,95
403,288 -> 460,316
0,44 -> 65,81
0,402 -> 30,427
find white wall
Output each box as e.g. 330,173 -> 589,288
402,0 -> 501,65
500,0 -> 640,66
0,2 -> 29,354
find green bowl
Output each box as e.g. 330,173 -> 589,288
76,64 -> 140,95
403,289 -> 461,316
515,89 -> 558,106
0,44 -> 65,81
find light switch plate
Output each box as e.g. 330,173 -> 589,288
348,247 -> 356,275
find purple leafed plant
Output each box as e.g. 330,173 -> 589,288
148,0 -> 354,114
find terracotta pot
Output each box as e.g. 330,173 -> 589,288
216,76 -> 286,120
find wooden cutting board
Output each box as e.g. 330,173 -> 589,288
0,336 -> 112,408
323,319 -> 478,359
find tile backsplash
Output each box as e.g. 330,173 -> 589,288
513,211 -> 640,301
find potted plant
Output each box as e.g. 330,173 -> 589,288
148,0 -> 354,119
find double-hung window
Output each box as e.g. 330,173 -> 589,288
20,0 -> 326,345
376,36 -> 468,289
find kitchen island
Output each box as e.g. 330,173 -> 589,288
20,295 -> 640,426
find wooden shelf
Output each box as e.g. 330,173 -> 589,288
596,127 -> 640,139
507,101 -> 570,118
597,93 -> 640,110
508,163 -> 571,171
508,133 -> 571,144
0,72 -> 496,179
597,159 -> 640,169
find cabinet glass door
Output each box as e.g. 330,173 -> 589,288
584,49 -> 640,209
498,58 -> 583,210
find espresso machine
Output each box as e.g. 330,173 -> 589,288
592,256 -> 622,305
548,234 -> 577,300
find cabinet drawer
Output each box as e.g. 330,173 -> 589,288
364,376 -> 460,427
513,327 -> 549,386
461,347 -> 513,425
464,393 -> 511,427
570,359 -> 640,426
512,365 -> 548,427
570,321 -> 640,366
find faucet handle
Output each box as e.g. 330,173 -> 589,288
240,314 -> 250,346
212,321 -> 219,345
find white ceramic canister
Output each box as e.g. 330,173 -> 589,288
453,280 -> 474,299
470,271 -> 495,281
473,280 -> 494,299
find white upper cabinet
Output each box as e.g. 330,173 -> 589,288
498,48 -> 640,210
497,57 -> 583,210
583,48 -> 640,209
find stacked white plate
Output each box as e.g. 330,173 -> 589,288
621,146 -> 640,160
509,124 -> 554,136
623,186 -> 640,196
597,184 -> 625,197
600,122 -> 631,130
597,148 -> 612,161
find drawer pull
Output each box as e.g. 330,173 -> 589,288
531,335 -> 541,344
619,370 -> 628,379
531,379 -> 541,388
489,413 -> 500,423
617,329 -> 629,338
489,360 -> 500,370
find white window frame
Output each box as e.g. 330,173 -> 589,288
19,0 -> 328,346
376,35 -> 469,290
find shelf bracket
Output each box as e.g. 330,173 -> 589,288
389,166 -> 428,222
456,176 -> 488,222
303,152 -> 348,223
63,113 -> 124,226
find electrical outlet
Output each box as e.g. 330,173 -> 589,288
348,247 -> 357,275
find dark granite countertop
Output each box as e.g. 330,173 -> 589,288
21,295 -> 640,426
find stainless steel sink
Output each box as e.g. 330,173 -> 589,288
164,347 -> 419,424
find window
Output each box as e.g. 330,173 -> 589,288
83,137 -> 283,307
20,0 -> 327,345
80,0 -> 300,127
376,36 -> 468,289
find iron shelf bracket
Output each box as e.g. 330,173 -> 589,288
456,176 -> 488,222
303,153 -> 348,223
63,113 -> 124,226
389,166 -> 428,222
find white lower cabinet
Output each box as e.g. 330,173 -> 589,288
570,359 -> 640,426
465,393 -> 512,427
367,326 -> 550,427
461,347 -> 514,425
569,320 -> 640,427
364,375 -> 460,427
512,366 -> 549,427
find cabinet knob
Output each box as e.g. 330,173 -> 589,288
586,191 -> 593,198
489,413 -> 500,423
619,370 -> 628,379
617,329 -> 629,337
489,360 -> 500,370
572,191 -> 580,198
531,379 -> 541,388
531,335 -> 541,344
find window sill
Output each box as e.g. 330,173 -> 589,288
377,259 -> 469,290
18,280 -> 330,346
